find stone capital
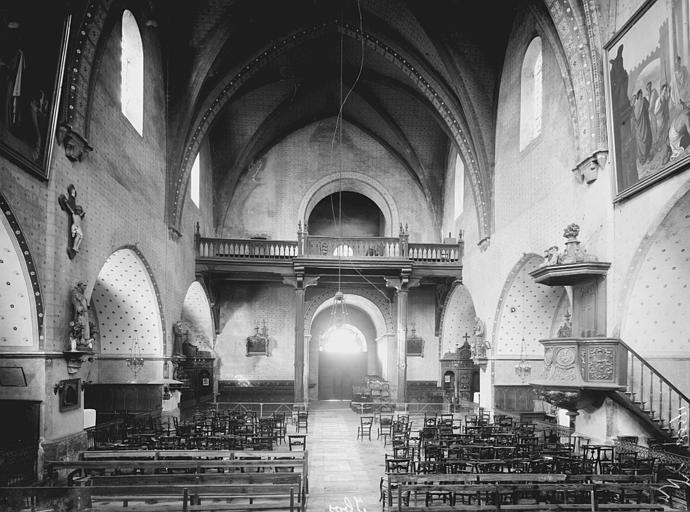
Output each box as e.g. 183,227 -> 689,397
283,275 -> 319,289
385,276 -> 420,292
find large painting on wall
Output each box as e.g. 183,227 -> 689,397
0,3 -> 70,180
606,0 -> 690,199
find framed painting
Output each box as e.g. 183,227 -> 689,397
0,3 -> 70,180
58,378 -> 81,412
406,327 -> 424,357
605,0 -> 690,200
246,324 -> 270,356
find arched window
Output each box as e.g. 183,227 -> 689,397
121,10 -> 143,135
519,37 -> 543,150
190,153 -> 200,207
454,154 -> 464,219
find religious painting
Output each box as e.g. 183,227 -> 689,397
246,323 -> 270,356
605,0 -> 690,199
58,378 -> 81,412
0,3 -> 70,180
406,327 -> 424,357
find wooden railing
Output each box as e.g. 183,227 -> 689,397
622,339 -> 690,446
197,238 -> 299,259
303,235 -> 403,258
409,242 -> 461,262
196,231 -> 463,265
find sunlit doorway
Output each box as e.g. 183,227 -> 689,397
318,324 -> 367,400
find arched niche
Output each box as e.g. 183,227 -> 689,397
439,284 -> 477,355
493,254 -> 568,356
619,188 -> 690,361
0,194 -> 43,349
91,247 -> 165,366
298,172 -> 400,237
181,281 -> 215,348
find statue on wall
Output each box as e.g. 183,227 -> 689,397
472,317 -> 490,361
172,320 -> 188,356
58,184 -> 86,259
473,316 -> 485,339
182,334 -> 199,358
69,281 -> 93,351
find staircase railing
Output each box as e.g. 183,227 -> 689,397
621,339 -> 690,446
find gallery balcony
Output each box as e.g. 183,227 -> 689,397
195,227 -> 463,282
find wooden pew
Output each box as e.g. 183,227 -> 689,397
390,481 -> 675,512
0,485 -> 298,512
62,449 -> 307,484
87,472 -> 304,504
383,473 -> 572,508
88,481 -> 300,511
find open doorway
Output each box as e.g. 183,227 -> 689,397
317,324 -> 367,400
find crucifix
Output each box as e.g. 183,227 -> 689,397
462,332 -> 471,345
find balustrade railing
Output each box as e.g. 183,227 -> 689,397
197,238 -> 299,259
408,243 -> 461,262
303,235 -> 403,258
622,339 -> 690,446
197,234 -> 463,265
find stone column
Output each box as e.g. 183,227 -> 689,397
367,338 -> 377,375
283,274 -> 318,403
385,271 -> 419,403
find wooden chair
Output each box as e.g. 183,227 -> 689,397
296,411 -> 308,433
357,416 -> 374,441
378,415 -> 394,444
288,434 -> 306,452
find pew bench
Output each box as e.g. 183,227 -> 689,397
87,472 -> 304,504
75,449 -> 308,491
389,482 -> 675,512
88,482 -> 300,511
0,485 -> 299,512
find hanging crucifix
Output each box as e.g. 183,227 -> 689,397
58,184 -> 86,259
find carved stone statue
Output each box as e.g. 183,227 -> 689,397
556,310 -> 572,338
472,317 -> 490,360
541,245 -> 561,266
473,316 -> 485,338
70,282 -> 93,351
172,320 -> 187,356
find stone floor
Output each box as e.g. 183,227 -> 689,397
300,400 -> 387,512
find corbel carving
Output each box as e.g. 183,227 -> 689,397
57,123 -> 93,162
572,150 -> 608,184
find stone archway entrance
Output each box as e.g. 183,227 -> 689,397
309,295 -> 383,401
317,324 -> 368,400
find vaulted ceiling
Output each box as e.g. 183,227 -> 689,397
157,0 -> 515,230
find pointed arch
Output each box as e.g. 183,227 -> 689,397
92,246 -> 165,357
181,280 -> 214,346
439,284 -> 477,356
617,182 -> 690,356
492,253 -> 567,356
0,193 -> 44,348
